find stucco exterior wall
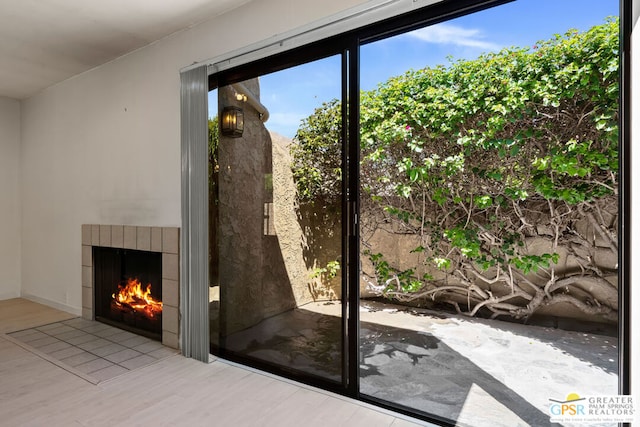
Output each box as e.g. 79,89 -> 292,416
271,133 -> 318,304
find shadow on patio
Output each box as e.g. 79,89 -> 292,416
210,301 -> 618,426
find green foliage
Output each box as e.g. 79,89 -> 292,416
311,260 -> 341,280
209,116 -> 219,156
358,18 -> 618,208
291,99 -> 342,202
291,19 -> 619,319
511,253 -> 560,275
366,251 -> 428,294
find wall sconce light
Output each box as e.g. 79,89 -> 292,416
220,106 -> 244,138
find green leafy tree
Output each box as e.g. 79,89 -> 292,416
292,99 -> 343,203
292,19 -> 619,322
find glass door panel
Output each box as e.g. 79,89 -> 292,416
358,1 -> 619,425
210,55 -> 344,384
206,0 -> 621,422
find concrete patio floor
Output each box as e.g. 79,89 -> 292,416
317,301 -> 618,427
222,300 -> 618,427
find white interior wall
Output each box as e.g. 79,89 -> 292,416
0,97 -> 21,300
19,0 -> 367,313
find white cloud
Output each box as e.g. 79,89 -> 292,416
407,23 -> 502,51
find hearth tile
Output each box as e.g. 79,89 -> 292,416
162,279 -> 179,307
62,318 -> 95,329
111,225 -> 124,248
8,329 -> 43,339
49,346 -> 85,360
82,308 -> 92,321
91,343 -> 127,357
100,225 -> 111,246
104,348 -> 142,364
119,354 -> 155,370
66,333 -> 101,346
162,227 -> 179,254
92,326 -> 125,339
54,329 -> 87,341
82,245 -> 92,267
147,347 -> 179,360
120,335 -> 152,349
62,351 -> 99,367
132,340 -> 165,354
162,253 -> 179,281
36,322 -> 66,332
124,226 -> 137,249
39,340 -> 72,354
91,225 -> 100,245
91,364 -> 129,382
162,331 -> 178,349
42,324 -> 76,336
77,338 -> 111,352
18,331 -> 48,343
75,357 -> 114,374
151,227 -> 162,252
163,306 -> 179,334
137,227 -> 151,251
82,224 -> 91,245
107,330 -> 139,343
29,336 -> 60,349
80,323 -> 114,334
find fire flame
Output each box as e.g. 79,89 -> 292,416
112,278 -> 163,318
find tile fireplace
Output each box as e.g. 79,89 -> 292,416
81,225 -> 180,349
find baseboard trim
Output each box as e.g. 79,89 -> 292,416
20,293 -> 82,317
0,291 -> 21,301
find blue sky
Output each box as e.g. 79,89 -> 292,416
210,0 -> 618,138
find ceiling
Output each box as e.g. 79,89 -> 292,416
0,0 -> 251,100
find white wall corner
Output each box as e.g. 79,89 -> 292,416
0,96 -> 21,299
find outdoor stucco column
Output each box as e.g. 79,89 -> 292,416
218,79 -> 265,335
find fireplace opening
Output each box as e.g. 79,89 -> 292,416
93,247 -> 163,341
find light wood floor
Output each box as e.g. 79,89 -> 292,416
0,298 -> 426,427
0,298 -> 76,334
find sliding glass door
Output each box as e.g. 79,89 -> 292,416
210,55 -> 346,386
358,0 -> 619,425
204,0 -> 623,424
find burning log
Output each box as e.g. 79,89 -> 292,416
111,278 -> 163,325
